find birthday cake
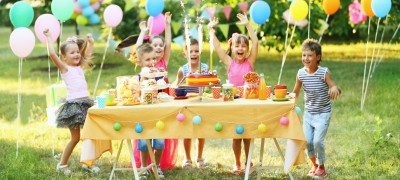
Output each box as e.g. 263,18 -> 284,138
186,71 -> 219,86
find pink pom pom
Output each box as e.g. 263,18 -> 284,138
176,113 -> 185,122
280,117 -> 289,126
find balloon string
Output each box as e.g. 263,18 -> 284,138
361,18 -> 371,111
278,25 -> 296,85
57,22 -> 63,83
375,19 -> 399,70
93,27 -> 112,97
308,0 -> 311,39
371,16 -> 388,76
16,57 -> 23,158
318,15 -> 330,44
284,17 -> 290,49
46,42 -> 52,85
362,18 -> 380,109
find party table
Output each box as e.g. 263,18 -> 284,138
81,98 -> 306,180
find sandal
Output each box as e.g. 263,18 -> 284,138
232,164 -> 242,176
82,164 -> 100,174
307,166 -> 318,177
182,160 -> 193,169
243,162 -> 256,175
56,163 -> 72,175
196,158 -> 206,168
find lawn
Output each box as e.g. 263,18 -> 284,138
0,26 -> 399,179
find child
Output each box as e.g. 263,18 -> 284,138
175,38 -> 207,168
292,39 -> 341,178
208,13 -> 258,175
43,29 -> 99,174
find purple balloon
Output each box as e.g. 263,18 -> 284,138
9,27 -> 35,58
34,14 -> 60,44
147,13 -> 165,36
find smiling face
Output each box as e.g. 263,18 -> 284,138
61,43 -> 81,66
139,51 -> 157,68
184,44 -> 200,65
151,37 -> 164,59
232,36 -> 249,61
302,49 -> 320,70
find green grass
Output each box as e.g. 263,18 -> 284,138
1,26 -> 400,179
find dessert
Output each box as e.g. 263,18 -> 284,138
186,71 -> 219,86
116,76 -> 141,105
140,67 -> 168,78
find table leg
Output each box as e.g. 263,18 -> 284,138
126,140 -> 140,180
145,139 -> 160,180
109,140 -> 126,180
257,138 -> 265,180
244,138 -> 255,180
273,138 -> 294,180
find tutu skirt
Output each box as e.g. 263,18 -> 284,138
56,98 -> 94,129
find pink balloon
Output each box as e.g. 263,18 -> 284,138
74,2 -> 82,13
34,14 -> 60,44
104,4 -> 123,27
9,27 -> 35,58
280,117 -> 289,126
91,2 -> 100,11
176,113 -> 185,122
147,13 -> 165,36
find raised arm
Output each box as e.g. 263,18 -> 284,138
136,21 -> 148,47
325,71 -> 341,100
43,29 -> 67,73
237,13 -> 258,65
86,33 -> 94,57
208,18 -> 231,69
163,12 -> 172,66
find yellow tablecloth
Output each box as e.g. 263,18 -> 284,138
81,98 -> 306,172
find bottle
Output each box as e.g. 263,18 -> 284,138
258,73 -> 267,100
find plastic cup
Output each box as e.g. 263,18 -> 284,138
105,94 -> 115,105
97,96 -> 106,108
211,87 -> 221,99
237,86 -> 244,98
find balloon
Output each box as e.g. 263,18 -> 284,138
289,0 -> 309,21
71,13 -> 79,20
78,0 -> 90,8
74,2 -> 82,14
192,115 -> 201,124
361,0 -> 374,17
76,15 -> 88,26
135,123 -> 143,133
215,123 -> 223,132
145,0 -> 164,17
88,14 -> 100,25
82,6 -> 95,17
90,0 -> 97,3
9,27 -> 35,58
34,14 -> 61,44
371,0 -> 391,18
258,123 -> 267,133
9,1 -> 34,28
113,122 -> 121,131
295,106 -> 302,115
51,0 -> 74,22
236,126 -> 244,134
249,1 -> 271,25
156,121 -> 165,130
91,2 -> 100,11
176,113 -> 185,122
280,117 -> 289,126
349,1 -> 367,24
148,13 -> 165,36
104,4 -> 123,28
323,0 -> 340,15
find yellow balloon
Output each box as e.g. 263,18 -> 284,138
76,15 -> 88,26
156,121 -> 165,130
90,0 -> 98,4
258,123 -> 267,133
290,0 -> 309,21
70,13 -> 78,20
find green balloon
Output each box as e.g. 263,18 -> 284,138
9,1 -> 34,28
51,0 -> 74,22
76,15 -> 88,26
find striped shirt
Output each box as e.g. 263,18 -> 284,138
297,66 -> 331,113
181,63 -> 209,93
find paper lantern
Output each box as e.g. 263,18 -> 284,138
192,116 -> 201,124
295,106 -> 302,115
215,122 -> 223,132
258,123 -> 267,133
280,117 -> 289,126
113,122 -> 122,131
236,125 -> 244,134
135,123 -> 143,133
156,120 -> 165,130
176,113 -> 185,122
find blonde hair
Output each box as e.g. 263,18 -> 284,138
60,37 -> 92,70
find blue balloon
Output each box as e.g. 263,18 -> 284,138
192,115 -> 202,124
88,14 -> 100,25
82,6 -> 94,17
135,124 -> 143,133
372,0 -> 391,18
249,1 -> 271,25
236,126 -> 244,134
295,106 -> 302,115
145,0 -> 164,17
78,0 -> 90,8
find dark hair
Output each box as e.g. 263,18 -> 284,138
302,38 -> 322,64
60,37 -> 92,69
226,34 -> 249,56
183,38 -> 199,51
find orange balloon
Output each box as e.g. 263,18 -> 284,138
323,0 -> 340,15
361,0 -> 375,17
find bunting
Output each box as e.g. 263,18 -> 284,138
222,6 -> 232,20
171,21 -> 181,35
206,7 -> 216,20
173,35 -> 184,47
219,24 -> 230,39
238,2 -> 248,14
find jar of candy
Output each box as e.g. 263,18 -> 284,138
222,80 -> 234,101
141,88 -> 153,104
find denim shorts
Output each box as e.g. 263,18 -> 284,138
137,139 -> 165,151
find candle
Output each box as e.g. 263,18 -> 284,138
209,30 -> 214,72
184,17 -> 191,73
197,18 -> 203,72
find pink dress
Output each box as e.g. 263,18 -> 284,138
228,58 -> 254,87
133,57 -> 178,170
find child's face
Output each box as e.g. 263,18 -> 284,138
139,51 -> 157,68
151,38 -> 164,59
62,44 -> 81,66
184,44 -> 200,65
302,49 -> 320,69
232,40 -> 248,60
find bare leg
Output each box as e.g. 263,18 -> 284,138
183,139 -> 192,160
140,151 -> 149,166
197,138 -> 205,159
59,128 -> 80,165
232,139 -> 242,168
154,149 -> 163,165
243,138 -> 251,165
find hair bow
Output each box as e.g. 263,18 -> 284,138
66,36 -> 78,43
228,33 -> 239,45
144,35 -> 151,41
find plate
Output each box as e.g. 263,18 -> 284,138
118,102 -> 141,106
272,97 -> 290,101
174,96 -> 189,100
106,102 -> 118,106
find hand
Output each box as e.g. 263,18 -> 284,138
43,28 -> 51,37
139,21 -> 148,32
208,17 -> 219,29
165,12 -> 171,24
86,33 -> 94,44
329,86 -> 341,100
237,13 -> 249,26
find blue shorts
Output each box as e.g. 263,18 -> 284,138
137,139 -> 165,151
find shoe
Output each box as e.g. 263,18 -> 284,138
182,159 -> 193,169
139,169 -> 150,179
156,165 -> 165,178
307,166 -> 318,177
313,168 -> 327,178
82,164 -> 100,174
56,163 -> 72,175
232,164 -> 242,176
243,162 -> 256,175
196,158 -> 206,168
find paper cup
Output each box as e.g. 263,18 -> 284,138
211,87 -> 221,99
152,89 -> 158,97
169,87 -> 176,97
266,86 -> 271,98
237,86 -> 244,98
97,96 -> 106,108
